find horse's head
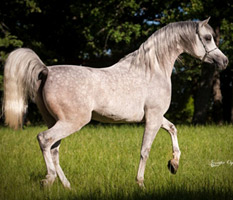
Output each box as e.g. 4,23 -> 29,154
194,18 -> 228,70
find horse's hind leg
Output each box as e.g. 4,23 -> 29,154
37,119 -> 88,188
50,140 -> 71,188
36,91 -> 73,188
161,117 -> 181,174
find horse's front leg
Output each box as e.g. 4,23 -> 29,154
161,117 -> 181,174
136,109 -> 163,188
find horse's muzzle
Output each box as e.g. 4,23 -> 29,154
213,56 -> 228,71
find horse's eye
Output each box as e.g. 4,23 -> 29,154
204,34 -> 212,42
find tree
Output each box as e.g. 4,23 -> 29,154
159,0 -> 233,124
185,0 -> 233,124
0,0 -> 165,124
0,0 -> 232,125
0,0 -> 38,124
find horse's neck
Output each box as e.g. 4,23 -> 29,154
113,30 -> 186,78
134,40 -> 183,78
161,48 -> 183,77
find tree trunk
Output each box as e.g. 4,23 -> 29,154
232,80 -> 233,123
221,68 -> 233,123
212,26 -> 224,124
192,63 -> 215,124
212,70 -> 223,124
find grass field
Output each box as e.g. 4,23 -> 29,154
0,124 -> 233,200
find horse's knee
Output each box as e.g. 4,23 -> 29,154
162,118 -> 177,136
141,147 -> 151,160
172,125 -> 177,135
169,123 -> 177,136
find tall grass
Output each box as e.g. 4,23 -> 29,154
0,124 -> 232,199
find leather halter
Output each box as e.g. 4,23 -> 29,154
196,24 -> 218,62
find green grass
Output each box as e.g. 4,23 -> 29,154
0,124 -> 233,200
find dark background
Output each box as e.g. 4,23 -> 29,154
0,0 -> 233,125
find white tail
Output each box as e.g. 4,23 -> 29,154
3,48 -> 46,129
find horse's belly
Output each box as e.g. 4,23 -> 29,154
91,109 -> 145,123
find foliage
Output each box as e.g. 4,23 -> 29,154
0,125 -> 233,199
0,0 -> 233,124
221,19 -> 233,61
0,25 -> 23,93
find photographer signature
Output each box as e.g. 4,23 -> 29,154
210,160 -> 233,167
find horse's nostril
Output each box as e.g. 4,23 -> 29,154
224,57 -> 229,67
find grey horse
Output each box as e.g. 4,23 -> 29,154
3,18 -> 228,188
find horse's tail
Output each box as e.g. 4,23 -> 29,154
3,48 -> 47,129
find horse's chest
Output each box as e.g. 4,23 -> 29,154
145,79 -> 172,112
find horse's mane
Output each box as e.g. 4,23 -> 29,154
119,21 -> 202,72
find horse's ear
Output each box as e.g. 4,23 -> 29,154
200,17 -> 211,27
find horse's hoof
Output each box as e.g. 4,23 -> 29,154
63,181 -> 71,189
136,180 -> 146,189
40,179 -> 52,188
40,175 -> 55,187
139,182 -> 145,189
168,159 -> 179,174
